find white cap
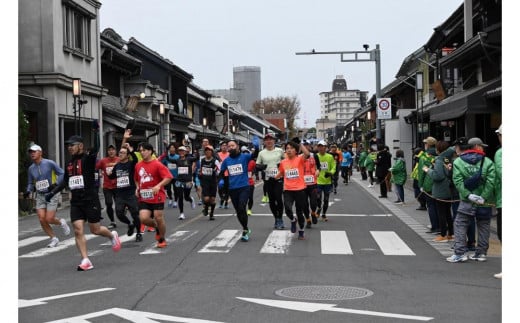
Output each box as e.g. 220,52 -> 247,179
317,140 -> 327,146
28,144 -> 42,152
241,146 -> 248,152
178,146 -> 187,151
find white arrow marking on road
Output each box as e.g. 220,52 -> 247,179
44,307 -> 227,323
236,297 -> 433,321
19,288 -> 115,308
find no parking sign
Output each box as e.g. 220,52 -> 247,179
377,98 -> 392,120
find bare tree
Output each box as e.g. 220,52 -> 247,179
252,95 -> 301,137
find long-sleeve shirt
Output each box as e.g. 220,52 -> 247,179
26,159 -> 64,193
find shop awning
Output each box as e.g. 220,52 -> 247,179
426,77 -> 501,122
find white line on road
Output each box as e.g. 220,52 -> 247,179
19,288 -> 115,308
260,231 -> 294,254
370,231 -> 415,256
212,213 -> 392,217
198,230 -> 241,253
321,231 -> 353,255
140,230 -> 199,255
19,234 -> 97,258
18,236 -> 49,248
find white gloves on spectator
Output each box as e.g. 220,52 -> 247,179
468,194 -> 485,205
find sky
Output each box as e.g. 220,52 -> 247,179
98,0 -> 463,128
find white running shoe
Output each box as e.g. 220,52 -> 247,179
47,237 -> 59,248
77,258 -> 94,271
111,231 -> 121,252
179,213 -> 185,220
60,218 -> 71,236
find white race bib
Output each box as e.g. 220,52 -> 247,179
320,162 -> 329,170
167,163 -> 177,170
117,176 -> 130,188
35,179 -> 50,192
140,188 -> 154,200
266,168 -> 278,178
285,168 -> 299,179
228,164 -> 244,176
69,175 -> 84,190
178,166 -> 189,175
201,167 -> 213,176
304,175 -> 315,184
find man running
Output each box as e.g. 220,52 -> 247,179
217,141 -> 230,209
315,140 -> 336,221
160,142 -> 179,208
134,143 -> 173,248
199,145 -> 221,220
45,120 -> 121,271
256,132 -> 285,229
96,144 -> 119,229
24,144 -> 70,247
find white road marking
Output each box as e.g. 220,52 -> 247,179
18,236 -> 49,248
212,213 -> 391,217
260,231 -> 294,254
19,288 -> 115,308
370,231 -> 415,256
140,231 -> 198,255
19,234 -> 97,258
198,230 -> 241,253
321,231 -> 353,255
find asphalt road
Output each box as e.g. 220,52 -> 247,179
18,174 -> 501,323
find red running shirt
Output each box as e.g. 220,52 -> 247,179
134,159 -> 173,204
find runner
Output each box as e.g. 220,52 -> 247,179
315,140 -> 336,221
24,144 -> 70,247
218,140 -> 253,241
96,144 -> 119,229
217,141 -> 230,209
199,145 -> 221,220
243,146 -> 256,216
256,132 -> 285,229
159,142 -> 179,208
45,120 -> 121,271
134,143 -> 173,248
106,130 -> 142,242
301,140 -> 319,228
274,140 -> 310,240
173,146 -> 198,220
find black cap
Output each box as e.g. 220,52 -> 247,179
107,144 -> 116,150
65,135 -> 83,145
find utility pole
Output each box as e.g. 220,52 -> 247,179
296,44 -> 382,142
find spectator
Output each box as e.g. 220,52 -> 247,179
390,149 -> 406,204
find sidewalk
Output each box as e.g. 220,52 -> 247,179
351,176 -> 501,258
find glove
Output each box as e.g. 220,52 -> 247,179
291,137 -> 301,145
92,119 -> 100,130
44,192 -> 55,203
256,163 -> 267,171
419,187 -> 424,192
324,172 -> 332,178
468,194 -> 485,205
218,179 -> 224,189
23,192 -> 30,199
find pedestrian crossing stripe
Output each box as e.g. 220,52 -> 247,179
19,230 -> 415,257
212,213 -> 392,217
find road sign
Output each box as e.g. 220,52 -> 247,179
377,98 -> 392,120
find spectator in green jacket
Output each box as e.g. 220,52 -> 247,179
418,136 -> 439,234
390,149 -> 406,204
446,137 -> 496,263
358,147 -> 368,180
364,147 -> 376,187
493,125 -> 502,278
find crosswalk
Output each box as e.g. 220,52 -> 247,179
19,228 -> 417,258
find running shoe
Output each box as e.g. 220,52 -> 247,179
305,219 -> 312,229
47,237 -> 59,248
311,212 -> 318,224
261,195 -> 268,203
135,233 -> 143,242
111,231 -> 121,252
198,199 -> 203,205
247,209 -> 252,216
168,199 -> 173,208
156,239 -> 167,248
77,258 -> 94,271
241,229 -> 251,242
316,207 -> 321,216
298,230 -> 305,240
147,226 -> 155,232
209,215 -> 215,221
108,222 -> 117,229
155,229 -> 161,241
446,254 -> 468,263
290,220 -> 297,233
60,218 -> 71,236
172,201 -> 178,208
321,214 -> 328,222
179,213 -> 186,220
203,207 -> 208,216
469,253 -> 487,262
127,223 -> 135,236
139,224 -> 146,233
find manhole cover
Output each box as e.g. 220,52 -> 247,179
275,285 -> 373,301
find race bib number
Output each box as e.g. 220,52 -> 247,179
167,163 -> 177,170
69,175 -> 84,190
140,188 -> 154,200
178,167 -> 189,175
304,175 -> 315,184
285,168 -> 299,179
320,162 -> 329,170
228,164 -> 244,176
201,167 -> 213,176
266,168 -> 278,178
35,179 -> 50,192
116,176 -> 130,188
94,172 -> 99,181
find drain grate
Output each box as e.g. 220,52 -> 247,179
275,285 -> 373,301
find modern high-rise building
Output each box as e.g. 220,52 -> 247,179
233,66 -> 261,112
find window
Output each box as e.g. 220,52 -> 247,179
63,3 -> 93,57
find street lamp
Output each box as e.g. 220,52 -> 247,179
415,71 -> 424,142
72,78 -> 81,135
296,44 -> 382,142
202,117 -> 207,139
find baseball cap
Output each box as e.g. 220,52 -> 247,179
468,137 -> 488,147
107,144 -> 116,150
264,132 -> 276,139
452,137 -> 468,146
178,146 -> 187,151
422,136 -> 437,146
302,140 -> 310,145
317,140 -> 327,146
495,125 -> 502,135
65,135 -> 83,145
28,144 -> 42,152
204,145 -> 214,152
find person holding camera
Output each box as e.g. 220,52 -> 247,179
24,144 -> 70,248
